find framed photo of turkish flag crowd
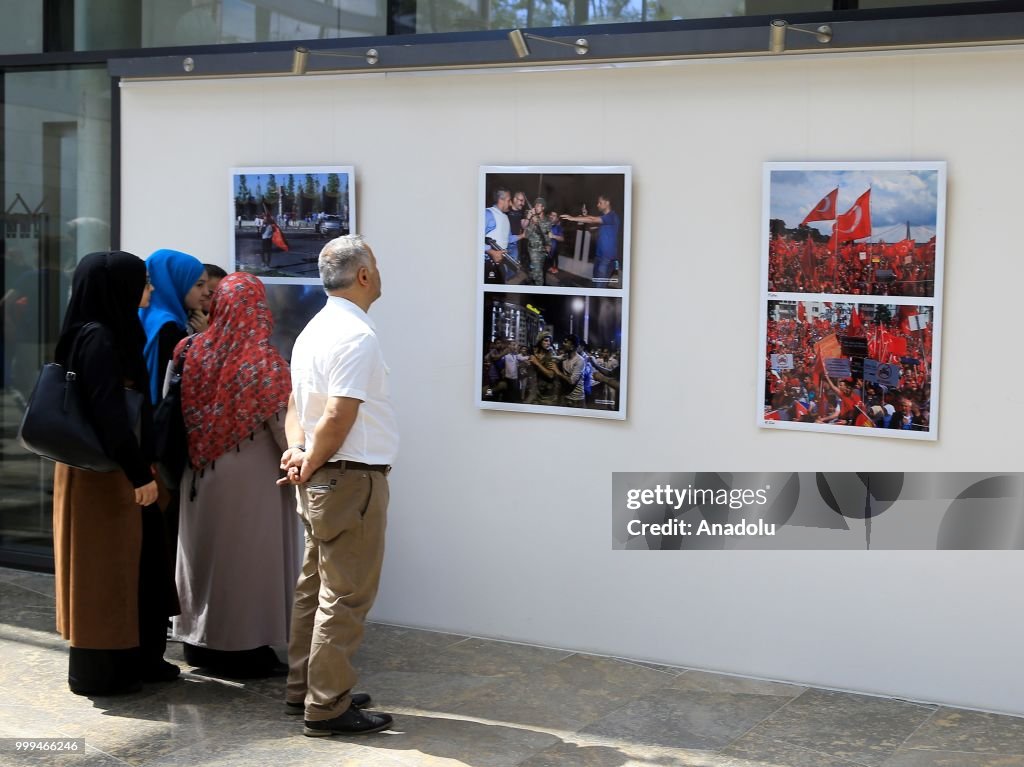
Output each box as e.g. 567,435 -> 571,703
759,162 -> 947,440
476,166 -> 632,420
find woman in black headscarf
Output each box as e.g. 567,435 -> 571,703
52,251 -> 180,696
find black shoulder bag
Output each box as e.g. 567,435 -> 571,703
18,322 -> 143,472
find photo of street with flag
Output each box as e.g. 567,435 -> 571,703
762,300 -> 937,439
765,164 -> 943,298
231,165 -> 354,283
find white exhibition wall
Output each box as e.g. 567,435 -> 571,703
120,47 -> 1024,716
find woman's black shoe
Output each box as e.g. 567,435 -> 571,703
141,660 -> 181,683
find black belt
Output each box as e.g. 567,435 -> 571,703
323,460 -> 391,476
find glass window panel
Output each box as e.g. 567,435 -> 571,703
0,0 -> 44,54
410,0 -> 838,33
1,66 -> 110,568
74,0 -> 141,51
141,0 -> 387,48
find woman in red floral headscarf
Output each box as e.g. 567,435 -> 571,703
170,272 -> 300,678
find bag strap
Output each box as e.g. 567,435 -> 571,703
173,335 -> 196,376
65,321 -> 104,372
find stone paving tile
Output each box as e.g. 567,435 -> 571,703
881,751 -> 1024,767
901,708 -> 1024,755
351,669 -> 503,713
721,732 -> 867,766
137,728 -> 387,767
0,579 -> 54,611
579,682 -> 794,752
377,636 -> 574,678
517,731 -> 728,767
0,568 -> 56,600
0,607 -> 62,651
357,712 -> 560,767
449,653 -> 679,733
362,622 -> 469,655
673,670 -> 807,699
747,688 -> 939,767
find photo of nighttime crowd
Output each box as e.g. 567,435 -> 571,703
763,300 -> 935,435
480,292 -> 623,414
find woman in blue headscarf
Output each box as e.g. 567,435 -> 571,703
139,249 -> 207,405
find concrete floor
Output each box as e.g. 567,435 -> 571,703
1,566 -> 1021,766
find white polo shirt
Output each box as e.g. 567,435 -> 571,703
290,296 -> 399,465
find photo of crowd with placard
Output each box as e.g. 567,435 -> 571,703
760,163 -> 945,439
764,301 -> 934,433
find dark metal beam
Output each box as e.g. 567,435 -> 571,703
108,10 -> 1024,80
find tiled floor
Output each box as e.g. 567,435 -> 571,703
1,567 -> 1022,766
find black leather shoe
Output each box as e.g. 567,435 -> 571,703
286,692 -> 371,715
303,705 -> 392,736
140,660 -> 180,683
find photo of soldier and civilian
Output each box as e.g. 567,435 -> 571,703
764,301 -> 933,432
767,169 -> 939,298
482,172 -> 626,290
481,293 -> 622,411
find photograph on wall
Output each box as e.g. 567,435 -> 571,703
762,300 -> 938,438
479,291 -> 625,418
231,165 -> 354,284
765,164 -> 942,298
760,162 -> 945,440
480,167 -> 630,290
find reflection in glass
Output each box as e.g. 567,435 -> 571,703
408,0 -> 840,34
1,67 -> 110,567
141,0 -> 386,48
0,0 -> 43,54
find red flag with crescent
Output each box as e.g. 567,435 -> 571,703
835,189 -> 872,242
801,188 -> 839,226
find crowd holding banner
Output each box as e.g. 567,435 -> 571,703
764,304 -> 933,431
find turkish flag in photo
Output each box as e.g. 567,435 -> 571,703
849,306 -> 862,331
800,188 -> 839,225
834,189 -> 872,242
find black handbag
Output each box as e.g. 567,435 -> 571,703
17,323 -> 143,473
153,336 -> 194,490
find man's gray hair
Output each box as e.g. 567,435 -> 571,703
318,235 -> 373,291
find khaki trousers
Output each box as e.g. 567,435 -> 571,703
286,465 -> 388,720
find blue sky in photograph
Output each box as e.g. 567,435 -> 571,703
770,169 -> 939,242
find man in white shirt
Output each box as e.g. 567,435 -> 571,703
278,235 -> 399,737
483,187 -> 511,284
